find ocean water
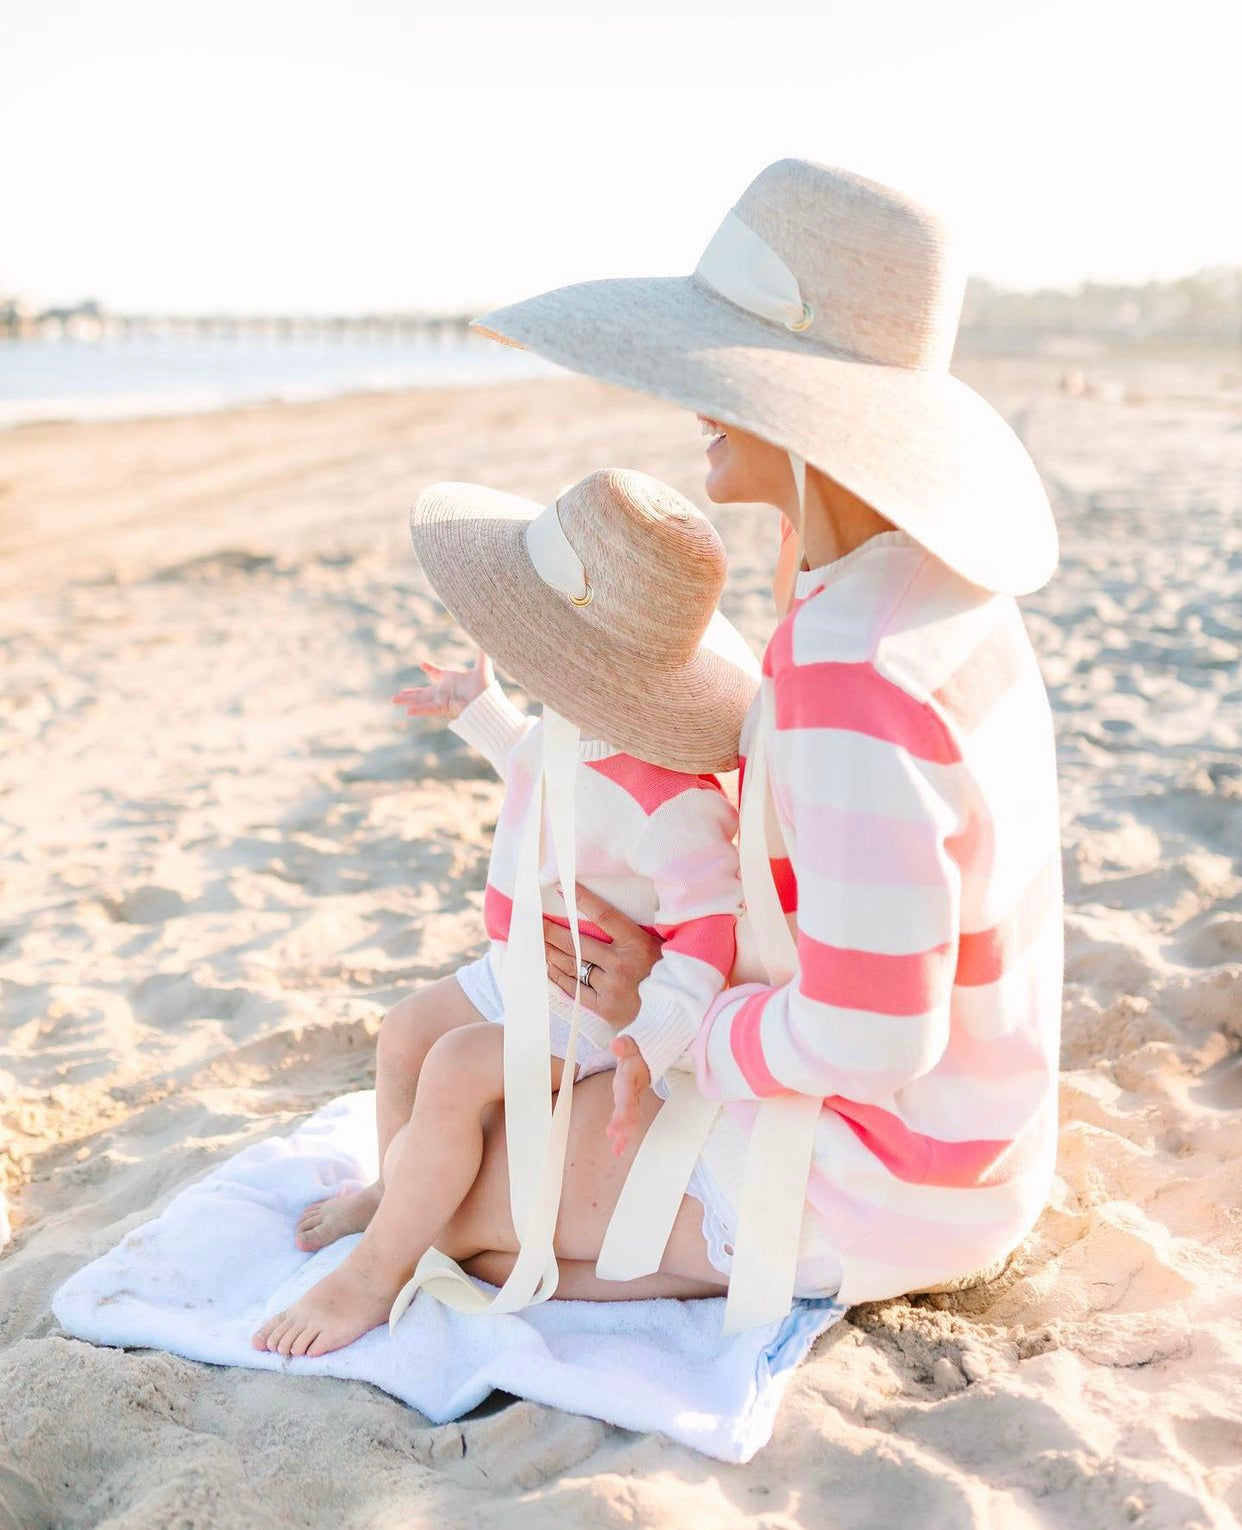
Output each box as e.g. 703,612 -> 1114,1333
0,331 -> 563,427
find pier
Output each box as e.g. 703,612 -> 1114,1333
0,300 -> 476,343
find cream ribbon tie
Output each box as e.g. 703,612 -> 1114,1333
695,210 -> 814,333
525,497 -> 592,605
591,694 -> 820,1333
593,453 -> 820,1336
388,707 -> 588,1330
719,450 -> 819,1333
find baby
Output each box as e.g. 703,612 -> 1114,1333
252,468 -> 758,1357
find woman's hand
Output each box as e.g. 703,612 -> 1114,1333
392,648 -> 493,721
544,884 -> 664,1026
606,1035 -> 652,1157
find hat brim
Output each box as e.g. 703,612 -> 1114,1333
410,481 -> 759,774
471,274 -> 1058,597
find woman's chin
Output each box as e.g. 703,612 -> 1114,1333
704,447 -> 764,505
703,461 -> 736,503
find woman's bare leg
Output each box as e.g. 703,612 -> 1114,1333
255,1024 -> 572,1356
441,1071 -> 728,1297
295,975 -> 486,1252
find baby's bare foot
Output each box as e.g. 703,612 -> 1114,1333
295,1181 -> 383,1252
251,1248 -> 402,1357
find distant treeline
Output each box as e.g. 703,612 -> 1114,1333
959,266 -> 1241,350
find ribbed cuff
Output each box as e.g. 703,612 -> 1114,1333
618,995 -> 703,1083
693,982 -> 765,1100
448,682 -> 531,775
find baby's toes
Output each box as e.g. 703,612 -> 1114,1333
274,1320 -> 303,1357
251,1312 -> 283,1349
289,1324 -> 317,1358
257,1319 -> 284,1352
266,1317 -> 297,1354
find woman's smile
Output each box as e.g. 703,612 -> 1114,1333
697,414 -> 727,453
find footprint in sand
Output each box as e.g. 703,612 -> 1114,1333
1175,912 -> 1242,967
103,886 -> 192,924
129,972 -> 251,1026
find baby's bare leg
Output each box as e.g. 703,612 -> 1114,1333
296,974 -> 487,1252
374,976 -> 491,1165
256,1024 -> 569,1357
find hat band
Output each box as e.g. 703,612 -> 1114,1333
525,499 -> 592,605
694,209 -> 813,333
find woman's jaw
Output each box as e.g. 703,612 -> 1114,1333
695,413 -> 797,512
694,413 -> 898,568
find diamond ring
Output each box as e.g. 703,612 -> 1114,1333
578,959 -> 597,989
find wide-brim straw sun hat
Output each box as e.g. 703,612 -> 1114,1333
410,468 -> 760,773
470,158 -> 1058,597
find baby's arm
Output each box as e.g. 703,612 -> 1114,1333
392,648 -> 534,778
605,782 -> 742,1155
604,781 -> 741,1152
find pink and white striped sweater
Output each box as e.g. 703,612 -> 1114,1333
693,528 -> 1064,1303
448,683 -> 744,1082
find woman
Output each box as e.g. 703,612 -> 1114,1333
421,158 -> 1064,1316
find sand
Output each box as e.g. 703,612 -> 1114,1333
1,354 -> 1241,1529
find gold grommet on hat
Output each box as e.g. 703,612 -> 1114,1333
785,301 -> 814,333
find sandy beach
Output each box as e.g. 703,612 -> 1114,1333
2,353 -> 1241,1528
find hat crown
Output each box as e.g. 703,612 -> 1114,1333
727,158 -> 967,371
555,468 -> 726,668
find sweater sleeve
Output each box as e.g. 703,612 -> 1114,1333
692,661 -> 966,1105
447,681 -> 535,778
615,785 -> 743,1082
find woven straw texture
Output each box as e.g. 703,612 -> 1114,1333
471,158 -> 1058,597
410,469 -> 759,773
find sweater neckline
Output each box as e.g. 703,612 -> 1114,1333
577,736 -> 621,761
524,714 -> 619,760
794,529 -> 922,599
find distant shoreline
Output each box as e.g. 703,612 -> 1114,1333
2,337 -> 1238,436
0,331 -> 562,430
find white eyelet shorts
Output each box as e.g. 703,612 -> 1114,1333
453,950 -> 617,1080
652,1074 -> 845,1300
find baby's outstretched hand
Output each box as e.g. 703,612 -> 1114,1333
392,648 -> 493,721
606,1035 -> 652,1158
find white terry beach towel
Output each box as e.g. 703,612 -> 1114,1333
51,1090 -> 844,1463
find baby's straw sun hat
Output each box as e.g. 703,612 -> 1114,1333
398,470 -> 759,1332
409,467 -> 760,773
470,157 -> 1059,598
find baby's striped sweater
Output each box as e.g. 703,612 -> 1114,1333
694,528 -> 1064,1303
449,684 -> 743,1081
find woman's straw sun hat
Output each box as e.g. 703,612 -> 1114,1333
470,157 -> 1059,598
410,468 -> 760,773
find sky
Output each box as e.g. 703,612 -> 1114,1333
1,0 -> 1238,315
